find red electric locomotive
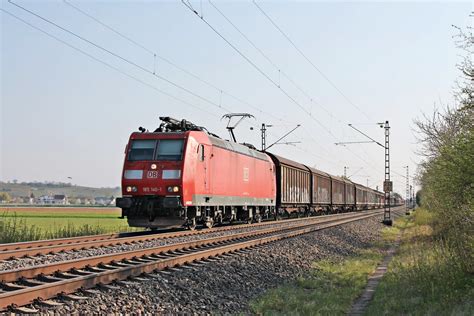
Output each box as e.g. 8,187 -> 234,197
116,117 -> 276,229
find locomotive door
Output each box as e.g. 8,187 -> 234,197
200,144 -> 211,194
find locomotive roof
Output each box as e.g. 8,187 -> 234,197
208,135 -> 269,161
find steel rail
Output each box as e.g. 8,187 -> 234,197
0,209 -> 402,310
0,206 -> 392,252
0,212 -> 343,252
0,233 -> 122,252
0,210 -> 379,282
0,209 -> 385,260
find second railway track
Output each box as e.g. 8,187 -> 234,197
0,208 -> 403,312
0,209 -> 387,261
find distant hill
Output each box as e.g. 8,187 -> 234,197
0,181 -> 121,199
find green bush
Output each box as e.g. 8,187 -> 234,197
367,215 -> 473,315
415,24 -> 473,274
416,108 -> 473,273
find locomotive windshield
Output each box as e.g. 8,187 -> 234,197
128,139 -> 184,161
128,140 -> 156,161
156,139 -> 183,161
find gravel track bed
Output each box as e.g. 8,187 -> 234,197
0,215 -> 350,271
28,211 -> 404,315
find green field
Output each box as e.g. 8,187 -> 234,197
0,207 -> 141,243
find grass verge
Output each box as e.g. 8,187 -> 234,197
250,221 -> 404,315
0,210 -> 140,243
251,210 -> 473,315
365,209 -> 474,315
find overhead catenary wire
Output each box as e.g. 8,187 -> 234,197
206,0 -> 392,179
208,0 -> 342,123
184,0 -> 358,172
8,1 -> 386,184
63,0 -> 155,55
183,1 -> 388,177
182,0 -> 340,143
62,0 -> 291,125
252,0 -> 372,121
208,0 -> 340,124
3,2 -> 299,159
59,0 -> 379,180
5,2 -> 334,171
0,9 -> 221,120
8,0 -> 234,115
182,0 -> 392,179
62,0 -> 354,172
248,0 -> 388,182
209,0 -> 391,177
59,0 -> 300,146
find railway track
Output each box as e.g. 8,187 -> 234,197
0,208 -> 403,312
0,210 -> 385,261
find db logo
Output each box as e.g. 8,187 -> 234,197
147,171 -> 159,178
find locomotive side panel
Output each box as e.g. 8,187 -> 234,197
184,134 -> 276,207
205,145 -> 275,206
180,132 -> 212,207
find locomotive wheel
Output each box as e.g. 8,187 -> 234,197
216,214 -> 223,226
187,218 -> 197,231
205,218 -> 214,229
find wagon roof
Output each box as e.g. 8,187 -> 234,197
304,165 -> 330,178
331,175 -> 348,183
354,182 -> 366,189
266,153 -> 309,171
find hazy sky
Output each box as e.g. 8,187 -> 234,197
1,0 -> 471,195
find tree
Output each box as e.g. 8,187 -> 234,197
0,192 -> 11,202
414,19 -> 473,273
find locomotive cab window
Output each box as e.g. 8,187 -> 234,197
156,139 -> 184,161
128,140 -> 156,161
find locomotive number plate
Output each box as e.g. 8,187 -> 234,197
147,171 -> 159,178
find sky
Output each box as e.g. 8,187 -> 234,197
1,0 -> 471,195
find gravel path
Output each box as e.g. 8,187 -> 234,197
26,211 -> 403,315
0,212 -> 367,271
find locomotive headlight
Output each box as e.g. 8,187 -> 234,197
150,164 -> 157,170
167,186 -> 179,193
126,186 -> 138,193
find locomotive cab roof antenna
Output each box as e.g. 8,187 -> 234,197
222,113 -> 255,142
